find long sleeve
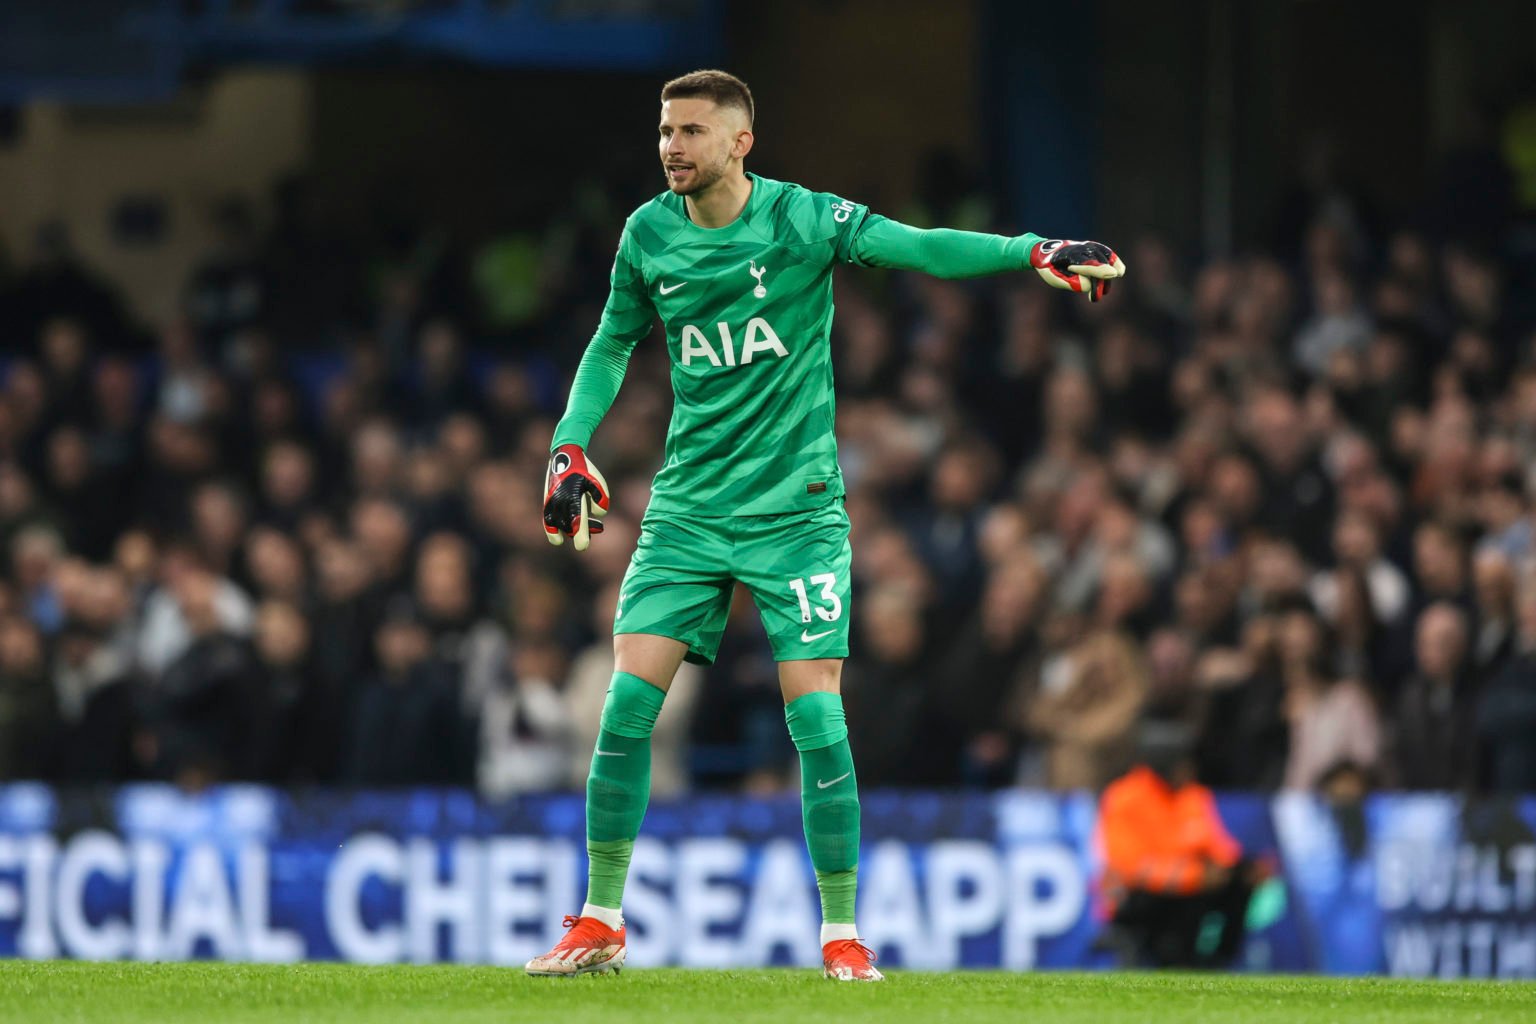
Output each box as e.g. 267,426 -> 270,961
550,226 -> 655,449
848,214 -> 1043,279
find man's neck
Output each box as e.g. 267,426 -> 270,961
685,171 -> 753,229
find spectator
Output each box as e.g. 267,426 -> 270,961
1470,548 -> 1517,682
87,356 -> 145,488
1324,565 -> 1389,689
52,569 -> 137,782
0,616 -> 58,778
141,567 -> 259,786
1172,567 -> 1240,648
1093,552 -> 1158,637
1246,388 -> 1336,565
311,535 -> 377,689
256,440 -> 318,533
12,524 -> 66,635
1308,509 -> 1409,628
1390,603 -> 1477,790
153,321 -> 216,426
843,587 -> 945,787
43,425 -> 121,561
136,544 -> 254,679
935,551 -> 1048,786
413,531 -> 506,711
1094,321 -> 1170,438
1024,628 -> 1147,791
1143,627 -> 1203,723
1411,521 -> 1471,616
1294,272 -> 1372,376
350,419 -> 405,500
411,320 -> 482,430
342,597 -> 468,786
249,600 -> 325,783
350,496 -> 413,595
1474,585 -> 1536,793
904,438 -> 997,615
245,527 -> 308,605
37,319 -> 97,430
1276,607 -> 1381,791
189,480 -> 250,579
1195,612 -> 1290,790
478,640 -> 572,798
1056,493 -> 1175,618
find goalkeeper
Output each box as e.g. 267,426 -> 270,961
528,69 -> 1124,982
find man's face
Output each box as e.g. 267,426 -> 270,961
1415,607 -> 1466,680
658,97 -> 746,196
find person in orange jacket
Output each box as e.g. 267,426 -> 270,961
1096,719 -> 1268,968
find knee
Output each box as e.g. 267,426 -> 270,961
784,690 -> 848,751
599,670 -> 668,739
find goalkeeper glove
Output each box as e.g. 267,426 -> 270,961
543,444 -> 610,551
1029,238 -> 1126,301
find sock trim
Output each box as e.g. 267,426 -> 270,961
582,902 -> 623,929
821,923 -> 859,944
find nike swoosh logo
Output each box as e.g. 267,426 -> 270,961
801,628 -> 836,643
658,282 -> 686,295
594,750 -> 626,757
817,772 -> 850,790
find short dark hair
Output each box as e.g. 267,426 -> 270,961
660,69 -> 754,125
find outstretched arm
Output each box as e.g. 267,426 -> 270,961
849,216 -> 1042,278
848,214 -> 1125,300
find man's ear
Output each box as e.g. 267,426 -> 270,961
733,129 -> 755,161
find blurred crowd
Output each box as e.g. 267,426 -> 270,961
1,157 -> 1535,799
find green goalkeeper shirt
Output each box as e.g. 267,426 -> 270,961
552,173 -> 1043,517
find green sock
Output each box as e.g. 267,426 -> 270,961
785,692 -> 860,925
585,671 -> 667,911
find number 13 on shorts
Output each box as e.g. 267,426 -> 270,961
788,573 -> 842,624
739,501 -> 851,661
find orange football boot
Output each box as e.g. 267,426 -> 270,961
525,914 -> 626,977
822,938 -> 883,981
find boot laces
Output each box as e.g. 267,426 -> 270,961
553,914 -> 615,950
825,938 -> 877,965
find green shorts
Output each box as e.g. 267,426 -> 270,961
614,501 -> 852,665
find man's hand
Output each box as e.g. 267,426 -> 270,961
543,444 -> 610,551
1029,238 -> 1126,301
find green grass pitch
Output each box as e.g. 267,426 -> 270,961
1,962 -> 1533,1024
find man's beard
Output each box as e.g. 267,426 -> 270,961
668,158 -> 726,196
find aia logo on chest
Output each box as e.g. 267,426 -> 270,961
679,318 -> 788,367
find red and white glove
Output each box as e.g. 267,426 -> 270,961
1029,238 -> 1126,302
543,444 -> 610,551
